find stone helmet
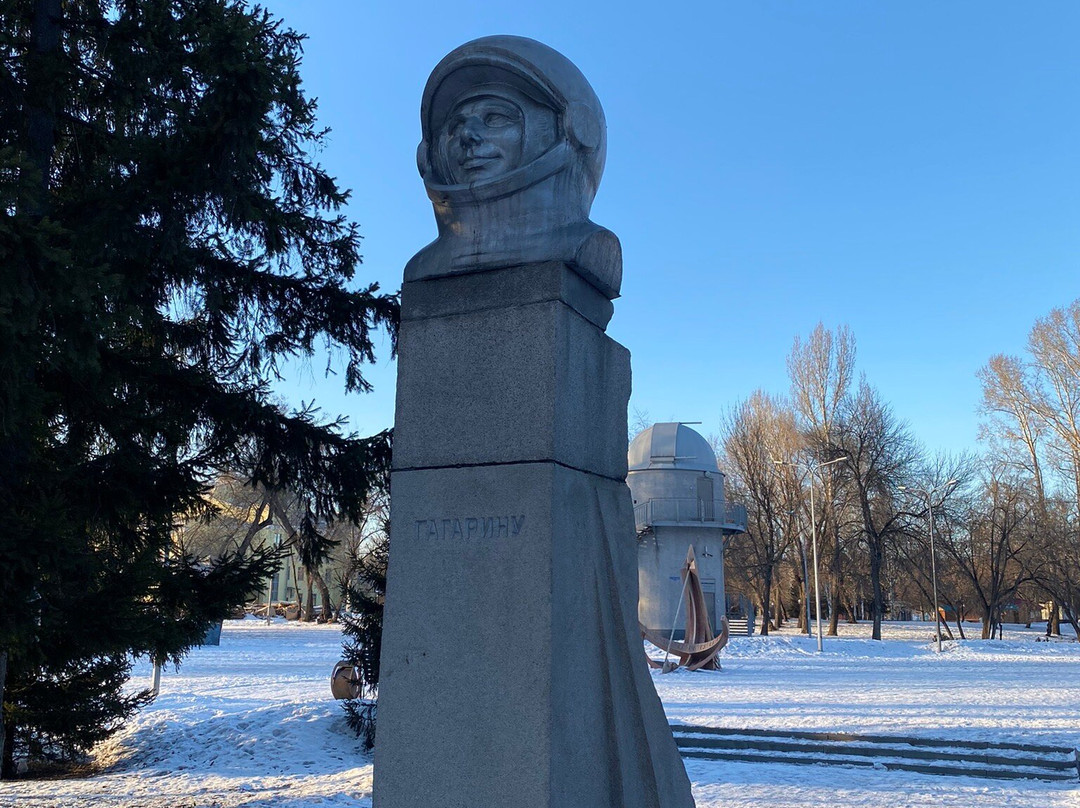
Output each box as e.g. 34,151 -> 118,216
416,35 -> 607,208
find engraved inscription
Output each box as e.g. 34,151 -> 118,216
415,515 -> 526,540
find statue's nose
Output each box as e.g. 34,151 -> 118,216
458,116 -> 483,146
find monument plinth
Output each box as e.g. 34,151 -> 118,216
374,36 -> 695,808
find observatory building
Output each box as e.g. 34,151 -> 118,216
628,423 -> 747,640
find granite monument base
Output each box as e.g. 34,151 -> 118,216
374,260 -> 694,807
376,463 -> 692,807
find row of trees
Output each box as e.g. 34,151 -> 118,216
181,472 -> 390,623
978,299 -> 1080,636
720,308 -> 1080,642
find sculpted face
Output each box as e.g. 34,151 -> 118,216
408,37 -> 619,298
441,95 -> 525,184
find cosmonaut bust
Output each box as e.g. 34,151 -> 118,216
405,35 -> 622,300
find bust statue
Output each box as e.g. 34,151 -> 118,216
405,35 -> 622,300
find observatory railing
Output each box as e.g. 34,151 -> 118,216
634,498 -> 747,530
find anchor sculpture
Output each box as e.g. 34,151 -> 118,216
641,545 -> 728,672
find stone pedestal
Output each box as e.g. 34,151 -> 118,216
374,264 -> 694,807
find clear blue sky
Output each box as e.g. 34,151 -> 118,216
262,0 -> 1080,455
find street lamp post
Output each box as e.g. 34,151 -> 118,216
928,494 -> 941,652
265,531 -> 283,626
782,510 -> 811,636
899,480 -> 957,653
775,455 -> 848,652
264,568 -> 275,626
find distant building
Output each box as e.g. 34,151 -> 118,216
1001,597 -> 1044,625
628,423 -> 747,640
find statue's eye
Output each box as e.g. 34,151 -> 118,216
484,112 -> 513,127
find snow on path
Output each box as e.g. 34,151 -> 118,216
3,621 -> 372,808
657,628 -> 1080,748
1,619 -> 1078,808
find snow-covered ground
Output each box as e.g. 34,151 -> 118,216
2,619 -> 1078,808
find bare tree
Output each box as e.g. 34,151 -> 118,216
265,490 -> 340,622
940,465 -> 1035,639
788,323 -> 857,634
834,381 -> 921,640
328,485 -> 390,608
721,392 -> 802,634
788,323 -> 856,441
1025,302 -> 1080,507
184,478 -> 344,621
177,473 -> 275,560
1025,497 -> 1080,637
979,299 -> 1080,634
978,355 -> 1047,505
891,454 -> 974,638
629,407 -> 653,443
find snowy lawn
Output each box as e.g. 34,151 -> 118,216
2,619 -> 1078,808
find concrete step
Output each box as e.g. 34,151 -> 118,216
725,618 -> 752,636
671,724 -> 1080,782
675,733 -> 1078,770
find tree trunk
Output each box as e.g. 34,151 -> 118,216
845,595 -> 859,623
1061,606 -> 1080,639
288,552 -> 302,612
1,723 -> 13,780
1048,601 -> 1060,636
312,568 -> 335,621
759,576 -> 772,636
0,651 -> 6,780
827,586 -> 841,635
797,576 -> 808,632
827,537 -> 842,636
235,493 -> 272,556
869,545 -> 884,640
981,607 -> 993,640
303,571 -> 315,622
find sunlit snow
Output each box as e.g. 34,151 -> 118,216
3,619 -> 1078,808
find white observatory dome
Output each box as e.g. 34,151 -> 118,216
627,423 -> 718,473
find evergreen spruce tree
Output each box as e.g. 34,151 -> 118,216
0,0 -> 397,776
340,516 -> 389,749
